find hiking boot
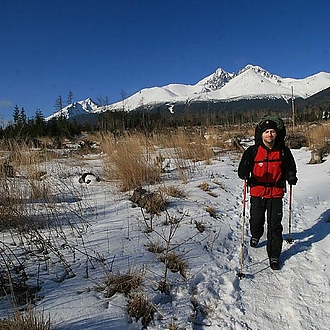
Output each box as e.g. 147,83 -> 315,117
269,257 -> 280,270
250,237 -> 259,248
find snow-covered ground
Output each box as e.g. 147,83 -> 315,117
1,146 -> 329,329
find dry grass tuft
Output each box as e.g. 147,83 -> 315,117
206,206 -> 217,219
127,293 -> 155,328
130,187 -> 168,215
162,185 -> 187,198
103,270 -> 143,298
168,319 -> 181,330
195,220 -> 205,233
0,308 -> 52,330
198,182 -> 210,192
146,241 -> 165,254
159,252 -> 187,278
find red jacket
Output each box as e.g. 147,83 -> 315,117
250,145 -> 284,198
238,142 -> 297,198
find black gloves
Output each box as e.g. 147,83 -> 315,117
238,169 -> 250,180
287,171 -> 298,185
238,159 -> 251,180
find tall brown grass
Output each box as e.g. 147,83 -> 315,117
99,133 -> 162,191
159,129 -> 214,162
305,123 -> 330,150
99,130 -> 216,190
0,308 -> 52,330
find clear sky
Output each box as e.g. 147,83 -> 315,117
1,0 -> 329,121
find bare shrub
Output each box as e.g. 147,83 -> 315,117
0,140 -> 59,231
1,139 -> 57,170
199,182 -> 218,197
286,132 -> 308,149
0,173 -> 49,230
100,130 -> 216,189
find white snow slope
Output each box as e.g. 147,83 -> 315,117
1,145 -> 329,329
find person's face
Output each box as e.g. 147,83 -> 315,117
262,129 -> 277,144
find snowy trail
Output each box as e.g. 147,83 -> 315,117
194,148 -> 330,330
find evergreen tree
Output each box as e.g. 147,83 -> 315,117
33,109 -> 46,136
67,91 -> 73,105
54,95 -> 64,112
13,105 -> 20,124
19,107 -> 27,125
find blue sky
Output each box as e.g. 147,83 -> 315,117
1,0 -> 329,121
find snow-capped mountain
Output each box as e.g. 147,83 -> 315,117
198,67 -> 235,92
46,65 -> 330,120
46,97 -> 99,120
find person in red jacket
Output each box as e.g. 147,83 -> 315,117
238,119 -> 297,270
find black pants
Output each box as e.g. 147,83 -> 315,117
250,196 -> 283,259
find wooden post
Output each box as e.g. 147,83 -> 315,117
291,86 -> 295,133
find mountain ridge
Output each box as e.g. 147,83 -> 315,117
46,64 -> 330,120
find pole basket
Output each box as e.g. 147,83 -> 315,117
237,272 -> 245,279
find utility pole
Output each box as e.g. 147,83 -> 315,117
291,86 -> 295,133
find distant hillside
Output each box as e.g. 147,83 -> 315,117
135,97 -> 297,115
296,86 -> 330,109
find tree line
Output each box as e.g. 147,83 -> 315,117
0,102 -> 328,143
0,106 -> 86,140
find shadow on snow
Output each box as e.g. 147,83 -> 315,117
281,208 -> 330,263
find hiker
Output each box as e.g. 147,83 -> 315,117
238,116 -> 298,270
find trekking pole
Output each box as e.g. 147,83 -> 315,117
286,185 -> 294,244
237,180 -> 247,279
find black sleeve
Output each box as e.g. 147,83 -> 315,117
282,147 -> 297,179
238,146 -> 254,180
